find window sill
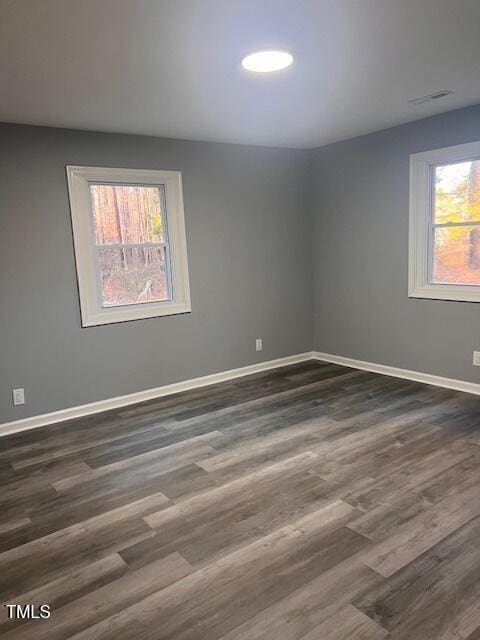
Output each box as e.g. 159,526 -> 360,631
408,284 -> 480,303
82,301 -> 192,327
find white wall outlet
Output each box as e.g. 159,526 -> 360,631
12,388 -> 25,406
255,338 -> 263,352
473,352 -> 480,367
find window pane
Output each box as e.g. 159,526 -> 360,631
98,246 -> 171,307
434,160 -> 480,224
90,184 -> 166,245
432,225 -> 480,285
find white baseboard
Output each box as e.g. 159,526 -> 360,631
0,352 -> 315,437
312,351 -> 480,396
3,350 -> 478,438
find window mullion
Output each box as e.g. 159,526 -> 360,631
432,220 -> 480,229
95,242 -> 168,250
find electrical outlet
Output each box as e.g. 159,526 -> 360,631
255,338 -> 263,352
473,352 -> 480,367
12,388 -> 25,406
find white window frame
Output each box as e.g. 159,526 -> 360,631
409,140 -> 480,303
66,166 -> 191,326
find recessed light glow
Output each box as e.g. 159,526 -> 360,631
241,50 -> 293,73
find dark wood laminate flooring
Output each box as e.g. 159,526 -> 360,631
1,360 -> 480,639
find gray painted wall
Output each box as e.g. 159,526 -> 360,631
3,103 -> 480,423
0,124 -> 313,422
311,104 -> 480,384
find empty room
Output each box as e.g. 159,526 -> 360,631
2,1 -> 480,638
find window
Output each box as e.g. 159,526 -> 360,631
67,166 -> 191,326
409,140 -> 480,302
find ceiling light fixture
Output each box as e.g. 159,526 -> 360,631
241,50 -> 293,73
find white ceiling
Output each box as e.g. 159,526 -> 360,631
1,0 -> 480,149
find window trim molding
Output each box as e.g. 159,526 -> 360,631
66,165 -> 191,326
409,140 -> 480,303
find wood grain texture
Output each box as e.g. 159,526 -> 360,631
299,604 -> 388,640
1,360 -> 480,638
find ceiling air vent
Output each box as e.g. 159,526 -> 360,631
408,90 -> 454,105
